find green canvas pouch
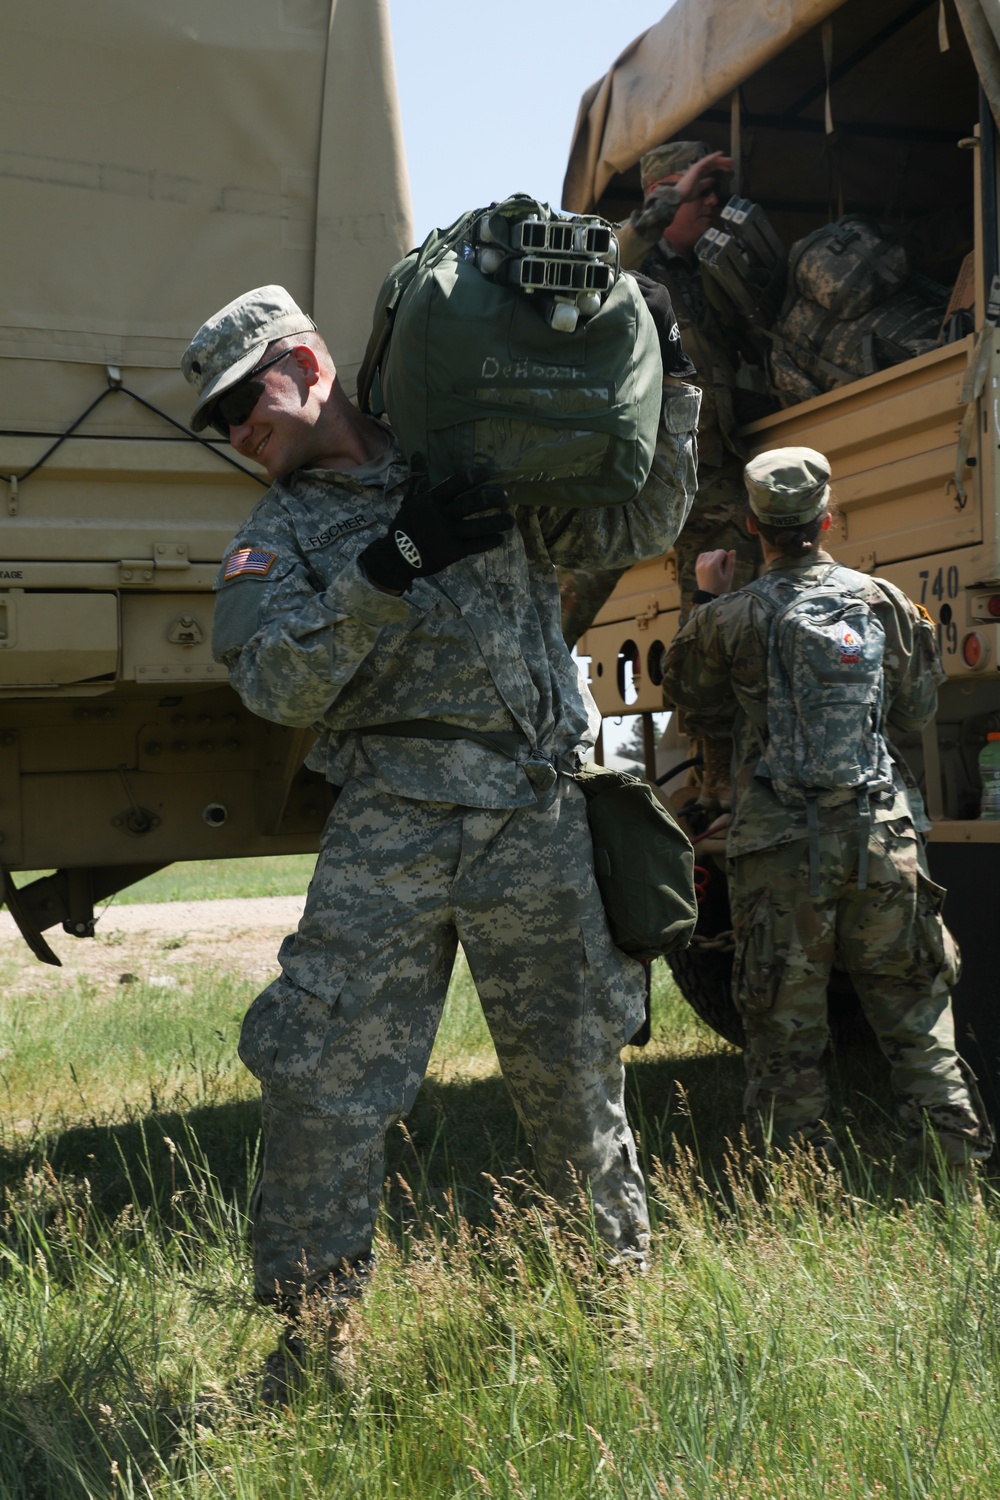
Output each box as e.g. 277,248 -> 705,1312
572,764 -> 697,961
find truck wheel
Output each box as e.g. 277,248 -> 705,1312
665,944 -> 745,1047
665,846 -> 744,1047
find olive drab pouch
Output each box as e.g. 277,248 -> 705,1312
743,563 -> 896,896
572,764 -> 697,961
357,194 -> 664,509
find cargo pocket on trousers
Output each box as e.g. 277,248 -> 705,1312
661,384 -> 702,435
238,979 -> 334,1095
579,903 -> 646,1045
914,868 -> 961,990
731,890 -> 782,1017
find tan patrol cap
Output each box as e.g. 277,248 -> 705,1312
744,446 -> 831,527
639,140 -> 711,192
181,285 -> 316,432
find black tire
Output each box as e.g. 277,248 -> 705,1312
666,941 -> 875,1051
665,849 -> 745,1047
666,943 -> 745,1047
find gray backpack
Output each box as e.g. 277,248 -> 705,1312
744,564 -> 896,893
768,216 -> 947,403
788,215 -> 907,319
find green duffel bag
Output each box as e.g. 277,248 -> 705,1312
357,194 -> 664,509
573,764 -> 697,961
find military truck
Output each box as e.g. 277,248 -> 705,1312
565,0 -> 1000,1110
0,0 -> 411,963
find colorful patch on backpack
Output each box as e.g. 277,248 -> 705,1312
224,547 -> 276,581
837,621 -> 861,664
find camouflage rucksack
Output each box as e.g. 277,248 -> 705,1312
771,283 -> 943,401
768,216 -> 947,402
357,195 -> 665,508
744,564 -> 896,893
788,215 -> 908,319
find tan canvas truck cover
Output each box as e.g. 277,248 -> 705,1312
0,0 -> 412,960
563,0 -> 1000,215
1,0 -> 411,438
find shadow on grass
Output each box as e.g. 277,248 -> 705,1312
0,1033 -> 963,1499
0,1030 -> 908,1245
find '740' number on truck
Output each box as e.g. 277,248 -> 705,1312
919,566 -> 960,656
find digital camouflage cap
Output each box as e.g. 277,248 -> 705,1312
181,285 -> 316,432
744,446 -> 831,527
639,141 -> 712,192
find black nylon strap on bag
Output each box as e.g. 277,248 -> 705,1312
572,764 -> 697,961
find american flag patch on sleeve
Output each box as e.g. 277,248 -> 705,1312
224,547 -> 277,580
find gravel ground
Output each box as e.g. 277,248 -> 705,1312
0,896 -> 307,989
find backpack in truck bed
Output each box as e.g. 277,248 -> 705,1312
357,195 -> 666,509
744,564 -> 896,893
788,215 -> 908,319
771,282 -> 944,401
768,216 -> 948,403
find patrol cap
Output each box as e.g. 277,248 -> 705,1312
640,140 -> 712,192
181,285 -> 316,432
744,446 -> 831,527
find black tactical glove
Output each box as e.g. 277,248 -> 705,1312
359,461 -> 513,593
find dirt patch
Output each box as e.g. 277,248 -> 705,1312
0,896 -> 305,993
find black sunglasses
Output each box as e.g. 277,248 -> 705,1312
207,348 -> 295,437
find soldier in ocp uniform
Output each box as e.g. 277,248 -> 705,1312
620,140 -> 760,616
561,142 -> 756,806
660,446 -> 991,1169
636,143 -> 757,808
558,143 -> 737,650
181,286 -> 700,1398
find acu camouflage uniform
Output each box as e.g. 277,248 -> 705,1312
213,393 -> 699,1308
661,549 -> 989,1161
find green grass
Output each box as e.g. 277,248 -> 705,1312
0,952 -> 998,1498
10,856 -> 316,905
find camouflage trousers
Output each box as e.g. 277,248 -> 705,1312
728,822 -> 988,1162
238,775 -> 650,1307
674,456 -> 757,619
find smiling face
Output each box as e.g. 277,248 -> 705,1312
220,343 -> 326,480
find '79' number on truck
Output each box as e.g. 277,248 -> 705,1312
919,566 -> 959,656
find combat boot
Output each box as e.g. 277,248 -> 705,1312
255,1257 -> 372,1409
257,1312 -> 358,1409
258,1327 -> 307,1409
